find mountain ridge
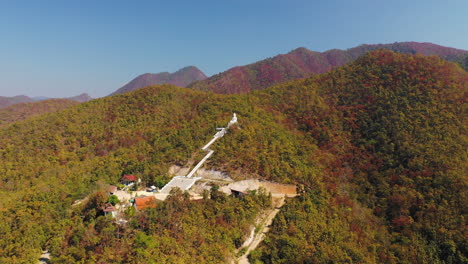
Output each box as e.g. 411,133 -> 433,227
188,41 -> 467,94
110,66 -> 207,95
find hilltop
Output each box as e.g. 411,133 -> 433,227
0,51 -> 465,263
189,41 -> 467,94
110,66 -> 207,95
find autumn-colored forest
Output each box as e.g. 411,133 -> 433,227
0,50 -> 466,263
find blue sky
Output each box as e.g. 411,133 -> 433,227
0,0 -> 467,97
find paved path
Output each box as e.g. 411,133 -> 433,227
160,176 -> 200,193
237,196 -> 285,264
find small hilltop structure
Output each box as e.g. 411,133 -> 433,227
103,113 -> 296,219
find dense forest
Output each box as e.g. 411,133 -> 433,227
250,51 -> 467,263
0,50 -> 466,263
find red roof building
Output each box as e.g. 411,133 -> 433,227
121,175 -> 136,181
120,175 -> 137,185
102,203 -> 117,217
108,185 -> 117,194
134,196 -> 157,211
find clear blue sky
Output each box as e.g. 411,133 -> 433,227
0,0 -> 467,97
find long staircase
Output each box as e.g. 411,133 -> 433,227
160,113 -> 238,194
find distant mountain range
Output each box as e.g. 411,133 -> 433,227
0,99 -> 79,127
0,95 -> 35,109
66,93 -> 93,103
110,66 -> 207,96
32,96 -> 51,101
188,42 -> 467,94
0,93 -> 92,109
3,42 -> 465,105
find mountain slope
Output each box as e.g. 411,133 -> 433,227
188,42 -> 467,94
251,50 -> 467,263
110,66 -> 207,95
0,51 -> 465,263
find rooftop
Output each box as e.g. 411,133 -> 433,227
102,203 -> 116,212
121,175 -> 136,181
134,196 -> 157,210
108,185 -> 117,193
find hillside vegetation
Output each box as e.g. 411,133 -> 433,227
250,50 -> 467,263
0,51 -> 466,263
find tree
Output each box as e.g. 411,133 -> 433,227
107,195 -> 120,206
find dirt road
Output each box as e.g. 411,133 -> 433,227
237,196 -> 285,264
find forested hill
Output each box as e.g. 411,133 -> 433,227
0,50 -> 466,263
188,41 -> 467,94
251,50 -> 467,263
110,66 -> 207,95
